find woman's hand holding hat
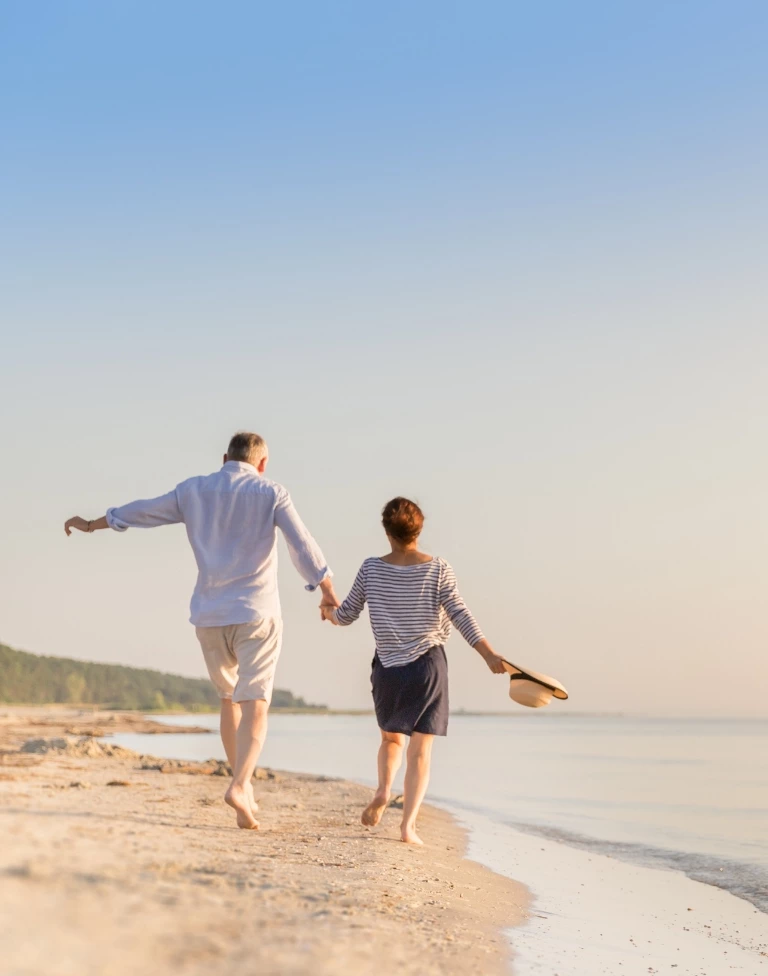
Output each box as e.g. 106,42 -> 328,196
474,639 -> 507,674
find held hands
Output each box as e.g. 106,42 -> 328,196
317,578 -> 340,624
319,603 -> 338,625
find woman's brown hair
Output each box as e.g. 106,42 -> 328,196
381,497 -> 424,545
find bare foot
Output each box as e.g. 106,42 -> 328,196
248,782 -> 259,814
361,791 -> 390,827
400,824 -> 424,845
225,784 -> 259,830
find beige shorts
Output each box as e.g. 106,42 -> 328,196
195,618 -> 283,704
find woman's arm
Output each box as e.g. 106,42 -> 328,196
472,637 -> 507,674
439,562 -> 506,673
324,563 -> 367,628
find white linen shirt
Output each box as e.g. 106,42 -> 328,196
106,461 -> 331,627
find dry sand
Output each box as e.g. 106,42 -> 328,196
0,707 -> 529,976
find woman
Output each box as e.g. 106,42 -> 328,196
322,497 -> 506,844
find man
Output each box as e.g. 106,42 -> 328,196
64,431 -> 339,829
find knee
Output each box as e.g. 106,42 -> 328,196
382,731 -> 405,749
407,735 -> 433,760
239,697 -> 268,712
239,698 -> 269,729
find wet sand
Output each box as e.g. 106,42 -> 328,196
0,707 -> 529,976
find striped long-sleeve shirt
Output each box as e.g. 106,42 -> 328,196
332,557 -> 485,667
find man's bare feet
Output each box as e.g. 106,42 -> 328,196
400,824 -> 424,845
225,784 -> 259,830
361,791 -> 390,827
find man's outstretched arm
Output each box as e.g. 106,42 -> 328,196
64,516 -> 109,535
64,489 -> 182,536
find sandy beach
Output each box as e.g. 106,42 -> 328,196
0,707 -> 529,976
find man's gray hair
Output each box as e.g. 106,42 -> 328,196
227,431 -> 267,464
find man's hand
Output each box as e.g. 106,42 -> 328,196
318,578 -> 340,624
64,516 -> 108,536
319,604 -> 338,625
318,577 -> 340,609
474,639 -> 507,674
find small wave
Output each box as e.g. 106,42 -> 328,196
507,820 -> 768,915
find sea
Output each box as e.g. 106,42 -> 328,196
113,713 -> 768,915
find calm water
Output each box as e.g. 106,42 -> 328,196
114,714 -> 768,912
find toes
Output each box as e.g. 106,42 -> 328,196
237,815 -> 260,830
234,805 -> 259,829
400,828 -> 424,845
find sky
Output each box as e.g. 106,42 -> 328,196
1,1 -> 767,715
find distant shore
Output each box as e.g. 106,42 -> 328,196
0,706 -> 529,975
0,701 -> 625,719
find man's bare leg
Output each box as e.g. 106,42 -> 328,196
400,732 -> 434,845
224,699 -> 268,829
362,730 -> 405,826
219,699 -> 258,814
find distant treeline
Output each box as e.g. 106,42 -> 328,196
0,642 -> 324,712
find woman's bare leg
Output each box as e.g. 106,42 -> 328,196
362,730 -> 405,826
220,699 -> 258,813
401,732 -> 434,845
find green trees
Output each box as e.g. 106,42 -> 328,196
65,672 -> 88,704
0,643 -> 321,711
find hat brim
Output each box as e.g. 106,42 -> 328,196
501,659 -> 569,701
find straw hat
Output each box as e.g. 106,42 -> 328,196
502,659 -> 569,708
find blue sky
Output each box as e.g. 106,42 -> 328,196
1,1 -> 767,713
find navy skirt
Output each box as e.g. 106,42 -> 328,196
371,646 -> 449,737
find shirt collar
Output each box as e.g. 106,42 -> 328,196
223,460 -> 260,474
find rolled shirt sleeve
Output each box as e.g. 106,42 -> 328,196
106,489 -> 183,532
274,489 -> 332,591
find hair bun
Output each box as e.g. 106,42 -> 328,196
381,497 -> 424,545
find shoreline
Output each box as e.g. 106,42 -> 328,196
0,703 -> 631,719
101,708 -> 768,973
5,709 -> 765,974
0,706 -> 530,975
456,807 -> 768,975
0,704 -> 214,740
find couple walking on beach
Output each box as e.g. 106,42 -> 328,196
64,432 -> 507,844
